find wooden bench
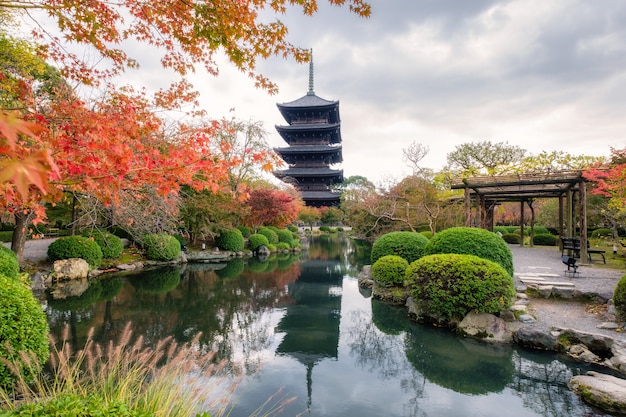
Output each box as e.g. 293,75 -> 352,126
560,237 -> 606,264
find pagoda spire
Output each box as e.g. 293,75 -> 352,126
307,49 -> 315,96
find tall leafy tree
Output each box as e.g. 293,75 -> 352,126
446,140 -> 526,176
6,0 -> 370,92
242,188 -> 300,229
584,147 -> 626,252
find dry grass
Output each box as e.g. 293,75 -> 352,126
0,322 -> 239,417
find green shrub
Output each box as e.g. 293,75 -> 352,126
532,233 -> 557,246
371,231 -> 430,264
47,236 -> 103,269
82,230 -> 124,259
530,226 -> 550,235
613,274 -> 626,319
0,274 -> 49,388
0,231 -> 13,242
216,229 -> 245,252
276,229 -> 295,245
237,225 -> 253,238
419,231 -> 434,239
248,233 -> 270,251
287,225 -> 299,233
493,226 -> 509,235
425,227 -> 514,277
142,234 -> 181,261
0,222 -> 15,231
501,233 -> 521,244
5,393 -> 149,417
276,242 -> 291,251
0,245 -> 19,279
371,255 -> 410,287
406,254 -> 516,323
257,227 -> 278,244
319,225 -> 331,232
592,228 -> 612,238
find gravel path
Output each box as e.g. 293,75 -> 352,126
509,244 -> 625,339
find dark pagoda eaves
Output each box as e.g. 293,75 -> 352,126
275,122 -> 340,133
277,93 -> 338,108
274,144 -> 342,155
275,167 -> 343,178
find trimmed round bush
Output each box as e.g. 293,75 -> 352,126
142,233 -> 181,261
493,226 -> 510,235
406,253 -> 516,323
47,235 -> 103,269
276,229 -> 295,245
216,229 -> 245,252
371,255 -> 410,287
530,226 -> 550,235
248,233 -> 270,251
370,231 -> 430,264
613,274 -> 626,319
0,245 -> 19,279
532,233 -> 557,246
0,274 -> 50,388
592,228 -> 612,238
237,225 -> 253,238
276,242 -> 291,251
287,225 -> 299,233
425,227 -> 514,277
319,225 -> 331,232
419,231 -> 434,239
502,233 -> 520,244
257,227 -> 278,244
82,230 -> 124,258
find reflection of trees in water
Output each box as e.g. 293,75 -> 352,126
345,308 -> 427,416
510,351 -> 598,417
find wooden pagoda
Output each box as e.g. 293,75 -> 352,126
273,54 -> 343,207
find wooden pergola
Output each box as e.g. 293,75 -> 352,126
451,170 -> 591,262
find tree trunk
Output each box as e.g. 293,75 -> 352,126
11,210 -> 34,264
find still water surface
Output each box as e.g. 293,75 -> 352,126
45,235 -> 612,417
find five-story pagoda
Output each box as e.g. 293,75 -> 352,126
273,54 -> 343,207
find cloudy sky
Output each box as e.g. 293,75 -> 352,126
184,0 -> 626,184
28,0 -> 626,184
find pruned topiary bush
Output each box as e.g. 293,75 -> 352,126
592,228 -> 612,238
248,233 -> 270,251
276,229 -> 296,246
424,227 -> 514,277
371,255 -> 410,287
501,233 -> 521,244
530,226 -> 550,235
406,253 -> 516,324
0,245 -> 19,279
371,231 -> 430,264
613,274 -> 626,320
532,233 -> 557,246
257,227 -> 278,244
216,228 -> 245,252
237,225 -> 253,238
0,274 -> 50,388
82,230 -> 124,259
47,236 -> 103,269
142,233 -> 181,261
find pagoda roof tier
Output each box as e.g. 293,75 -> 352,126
301,190 -> 341,207
275,123 -> 341,144
274,145 -> 342,164
277,94 -> 340,124
275,167 -> 343,179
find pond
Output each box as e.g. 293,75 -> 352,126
44,234 -> 613,417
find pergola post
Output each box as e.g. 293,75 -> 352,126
566,190 -> 574,237
519,200 -> 525,247
464,187 -> 471,227
475,193 -> 481,228
558,195 -> 564,237
579,180 -> 588,264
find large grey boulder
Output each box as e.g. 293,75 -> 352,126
569,371 -> 626,414
513,326 -> 559,350
457,312 -> 514,343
